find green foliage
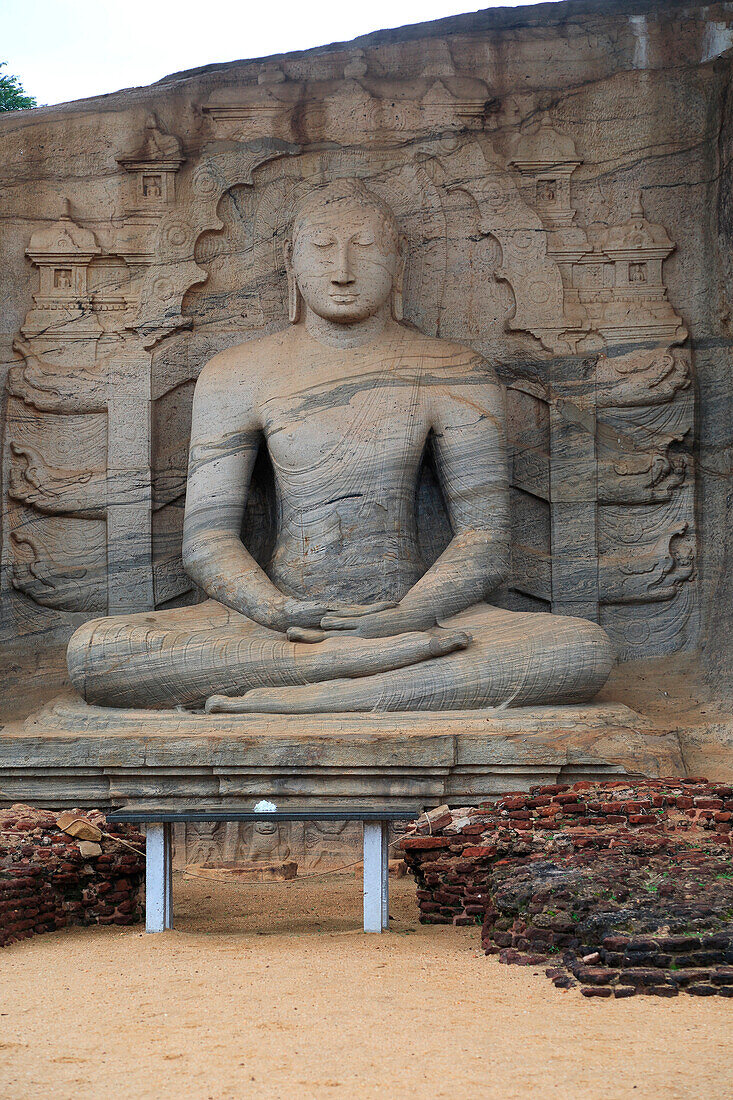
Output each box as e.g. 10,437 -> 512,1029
0,63 -> 37,111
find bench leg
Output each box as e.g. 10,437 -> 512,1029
381,820 -> 389,931
363,821 -> 389,933
146,822 -> 173,933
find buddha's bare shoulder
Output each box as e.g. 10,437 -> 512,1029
399,326 -> 501,386
195,328 -> 295,393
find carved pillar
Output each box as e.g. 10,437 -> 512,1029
549,398 -> 599,621
106,349 -> 154,612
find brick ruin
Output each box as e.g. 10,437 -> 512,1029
0,805 -> 145,948
3,779 -> 733,998
400,779 -> 733,998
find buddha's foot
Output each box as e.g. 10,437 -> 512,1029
204,628 -> 471,714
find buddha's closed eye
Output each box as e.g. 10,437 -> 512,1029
310,234 -> 336,249
307,234 -> 376,249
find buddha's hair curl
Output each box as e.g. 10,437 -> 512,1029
291,177 -> 402,250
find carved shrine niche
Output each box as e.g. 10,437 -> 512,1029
4,205 -> 153,621
116,113 -> 185,216
21,200 -> 102,340
2,89 -> 696,662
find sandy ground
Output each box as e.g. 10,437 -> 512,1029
0,873 -> 730,1100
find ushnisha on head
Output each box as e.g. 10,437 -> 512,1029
284,178 -> 406,325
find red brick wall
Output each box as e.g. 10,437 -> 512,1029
401,779 -> 733,998
0,805 -> 145,948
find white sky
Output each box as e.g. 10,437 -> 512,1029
3,0 -> 545,107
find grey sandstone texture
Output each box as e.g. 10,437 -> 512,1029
1,0 -> 732,866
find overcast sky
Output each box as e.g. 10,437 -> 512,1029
3,0 -> 543,107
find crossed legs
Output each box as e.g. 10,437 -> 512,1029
67,600 -> 612,711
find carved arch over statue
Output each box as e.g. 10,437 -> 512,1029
135,133 -> 571,351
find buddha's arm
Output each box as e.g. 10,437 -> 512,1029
181,360 -> 283,626
404,367 -> 509,614
322,361 -> 509,638
182,360 -> 323,632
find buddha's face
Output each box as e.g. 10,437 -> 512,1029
290,197 -> 400,324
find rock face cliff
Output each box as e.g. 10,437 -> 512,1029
1,1 -> 732,861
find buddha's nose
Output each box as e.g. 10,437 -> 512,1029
332,243 -> 355,285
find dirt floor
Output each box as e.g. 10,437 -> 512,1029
0,873 -> 730,1100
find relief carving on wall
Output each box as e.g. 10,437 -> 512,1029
493,115 -> 695,659
2,69 -> 696,662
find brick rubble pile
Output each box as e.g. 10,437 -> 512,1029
400,778 -> 733,998
0,804 -> 145,948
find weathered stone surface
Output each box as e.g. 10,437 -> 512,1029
185,860 -> 298,882
0,696 -> 681,808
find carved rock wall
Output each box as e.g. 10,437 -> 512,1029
1,0 -> 731,711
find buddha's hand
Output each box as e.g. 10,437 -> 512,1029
280,597 -> 397,635
319,605 -> 438,639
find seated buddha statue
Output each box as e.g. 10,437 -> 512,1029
67,178 -> 612,713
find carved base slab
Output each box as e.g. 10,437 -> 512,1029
0,695 -> 683,810
185,861 -> 298,882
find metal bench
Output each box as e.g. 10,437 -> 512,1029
108,806 -> 418,934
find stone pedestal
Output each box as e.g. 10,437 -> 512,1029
0,695 -> 683,811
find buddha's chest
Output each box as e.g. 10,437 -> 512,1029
261,378 -> 429,485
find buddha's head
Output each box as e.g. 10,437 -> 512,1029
285,178 -> 405,325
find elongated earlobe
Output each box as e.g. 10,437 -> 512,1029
391,234 -> 407,321
283,240 -> 301,324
